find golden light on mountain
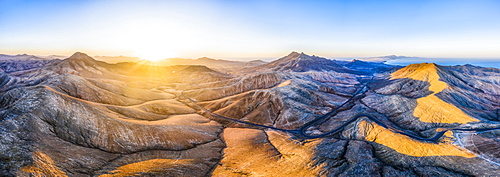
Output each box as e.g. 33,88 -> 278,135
391,63 -> 479,124
359,120 -> 475,157
3,51 -> 500,176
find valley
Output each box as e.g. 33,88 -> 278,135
1,52 -> 499,176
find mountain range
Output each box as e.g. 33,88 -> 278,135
0,51 -> 499,176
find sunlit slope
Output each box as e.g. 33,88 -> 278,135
99,159 -> 208,177
2,51 -> 499,176
19,152 -> 67,176
357,120 -> 475,157
391,63 -> 478,124
0,52 -> 232,176
2,85 -> 224,176
193,72 -> 357,129
212,128 -> 322,176
343,119 -> 499,176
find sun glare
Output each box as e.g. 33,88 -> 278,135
134,48 -> 177,62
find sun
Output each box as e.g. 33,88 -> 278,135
134,47 -> 178,62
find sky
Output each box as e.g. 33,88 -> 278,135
1,0 -> 500,61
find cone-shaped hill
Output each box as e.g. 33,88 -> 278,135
176,65 -> 219,73
1,51 -> 500,176
246,52 -> 365,74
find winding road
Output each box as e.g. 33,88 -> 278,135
181,77 -> 500,142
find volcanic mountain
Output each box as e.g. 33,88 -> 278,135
246,52 -> 349,73
0,52 -> 499,176
0,54 -> 59,74
160,57 -> 267,74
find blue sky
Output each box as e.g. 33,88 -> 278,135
1,0 -> 500,60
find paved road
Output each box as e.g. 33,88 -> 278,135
181,77 -> 500,142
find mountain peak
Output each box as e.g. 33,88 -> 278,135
280,51 -> 314,62
197,57 -> 215,61
281,51 -> 301,60
61,52 -> 102,69
391,63 -> 443,92
392,63 -> 438,76
68,52 -> 95,61
177,65 -> 217,73
250,52 -> 347,72
70,52 -> 89,57
396,63 -> 437,73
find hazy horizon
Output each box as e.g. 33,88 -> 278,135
2,51 -> 500,69
2,0 -> 500,60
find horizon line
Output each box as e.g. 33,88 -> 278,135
2,51 -> 500,61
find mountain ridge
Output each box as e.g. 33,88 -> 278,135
246,52 -> 368,74
1,51 -> 500,176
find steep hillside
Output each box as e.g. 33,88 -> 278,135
246,52 -> 365,74
391,63 -> 479,124
1,52 -> 499,176
162,57 -> 266,73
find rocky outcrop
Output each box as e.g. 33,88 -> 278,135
1,52 -> 500,176
212,128 -> 322,176
246,52 -> 362,74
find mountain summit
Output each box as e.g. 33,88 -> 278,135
1,51 -> 500,176
67,52 -> 96,62
250,52 -> 346,72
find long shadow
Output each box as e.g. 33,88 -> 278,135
180,76 -> 500,142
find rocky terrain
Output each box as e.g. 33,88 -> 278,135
1,51 -> 499,176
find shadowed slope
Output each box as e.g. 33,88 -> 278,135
391,63 -> 479,124
1,51 -> 500,176
246,52 -> 364,74
212,128 -> 322,176
356,120 -> 475,157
